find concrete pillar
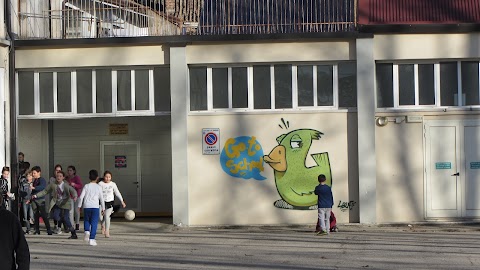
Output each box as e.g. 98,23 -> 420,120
170,45 -> 189,226
356,38 -> 376,224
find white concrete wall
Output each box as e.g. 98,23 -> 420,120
18,120 -> 50,174
15,45 -> 168,69
187,113 -> 352,226
375,33 -> 480,60
187,41 -> 355,64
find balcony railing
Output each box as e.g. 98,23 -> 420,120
12,0 -> 357,40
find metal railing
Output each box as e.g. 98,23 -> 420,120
12,0 -> 357,40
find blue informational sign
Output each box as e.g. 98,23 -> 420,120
435,162 -> 451,170
470,162 -> 480,169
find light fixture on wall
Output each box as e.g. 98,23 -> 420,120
376,116 -> 388,127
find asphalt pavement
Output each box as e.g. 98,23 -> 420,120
25,218 -> 480,270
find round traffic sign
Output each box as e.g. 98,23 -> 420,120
204,132 -> 218,145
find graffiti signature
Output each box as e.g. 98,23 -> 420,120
338,200 -> 356,212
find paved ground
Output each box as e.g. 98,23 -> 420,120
26,219 -> 480,270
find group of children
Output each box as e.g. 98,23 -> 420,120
0,163 -> 127,246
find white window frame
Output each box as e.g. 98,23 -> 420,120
378,61 -> 480,111
190,63 -> 345,113
16,68 -> 156,119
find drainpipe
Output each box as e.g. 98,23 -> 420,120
6,0 -> 18,217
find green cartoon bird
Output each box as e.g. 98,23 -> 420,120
263,129 -> 332,210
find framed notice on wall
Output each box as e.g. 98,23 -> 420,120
115,155 -> 127,168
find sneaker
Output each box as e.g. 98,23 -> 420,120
24,230 -> 30,234
75,224 -> 80,231
54,227 -> 62,234
89,239 -> 97,246
316,230 -> 328,236
29,218 -> 35,225
84,231 -> 90,242
68,235 -> 78,239
47,231 -> 53,235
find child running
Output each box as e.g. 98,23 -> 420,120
99,171 -> 126,238
77,170 -> 105,246
32,170 -> 78,239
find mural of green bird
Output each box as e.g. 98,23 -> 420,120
263,128 -> 332,210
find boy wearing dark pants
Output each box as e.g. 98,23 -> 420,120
31,166 -> 53,235
314,174 -> 334,236
77,170 -> 105,246
33,170 -> 78,239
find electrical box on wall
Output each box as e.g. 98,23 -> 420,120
406,116 -> 423,123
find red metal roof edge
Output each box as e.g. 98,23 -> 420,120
358,0 -> 480,25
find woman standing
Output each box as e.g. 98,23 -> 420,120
99,171 -> 126,238
66,165 -> 83,231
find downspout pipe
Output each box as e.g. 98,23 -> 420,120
6,0 -> 18,217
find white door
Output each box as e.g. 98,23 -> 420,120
464,123 -> 480,217
425,120 -> 480,218
425,121 -> 461,218
100,141 -> 141,212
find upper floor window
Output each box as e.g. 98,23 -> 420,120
377,61 -> 480,108
189,62 -> 357,112
17,67 -> 170,118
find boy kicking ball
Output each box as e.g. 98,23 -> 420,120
314,174 -> 334,236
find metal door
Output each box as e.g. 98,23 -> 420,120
100,141 -> 141,212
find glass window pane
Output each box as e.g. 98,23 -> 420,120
399,64 -> 415,106
317,65 -> 333,106
135,70 -> 150,110
338,62 -> 357,108
117,70 -> 132,111
440,62 -> 458,106
18,71 -> 35,115
297,65 -> 313,106
57,72 -> 71,112
39,72 -> 54,113
154,66 -> 170,112
418,64 -> 435,105
232,67 -> 248,108
76,70 -> 92,113
274,65 -> 292,109
189,67 -> 207,111
96,69 -> 112,113
461,62 -> 479,106
376,64 -> 393,108
212,68 -> 228,109
253,65 -> 271,109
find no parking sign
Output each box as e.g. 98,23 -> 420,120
202,128 -> 220,155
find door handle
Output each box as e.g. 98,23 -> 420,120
133,181 -> 139,184
451,172 -> 459,176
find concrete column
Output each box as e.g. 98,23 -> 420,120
170,45 -> 189,226
356,38 -> 376,224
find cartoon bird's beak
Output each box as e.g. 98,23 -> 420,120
263,145 -> 287,172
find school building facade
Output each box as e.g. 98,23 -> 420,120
2,0 -> 480,226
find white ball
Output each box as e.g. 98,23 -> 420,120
124,210 -> 135,221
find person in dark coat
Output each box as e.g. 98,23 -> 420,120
0,195 -> 30,270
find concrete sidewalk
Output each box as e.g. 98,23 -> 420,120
26,219 -> 480,270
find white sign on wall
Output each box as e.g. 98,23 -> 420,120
202,128 -> 220,155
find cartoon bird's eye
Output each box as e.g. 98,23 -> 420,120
291,141 -> 301,149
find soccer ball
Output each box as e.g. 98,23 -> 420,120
124,210 -> 135,221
